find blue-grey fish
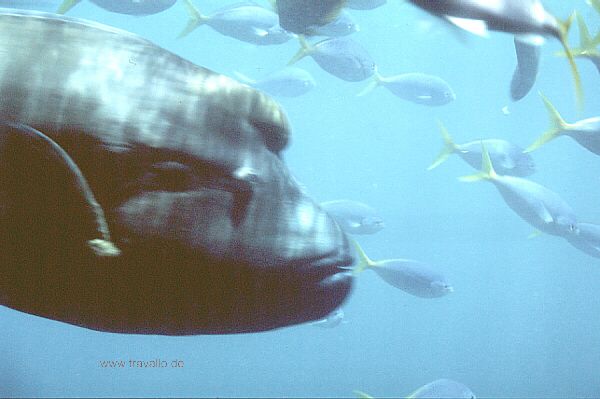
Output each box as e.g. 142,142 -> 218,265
275,0 -> 346,35
353,242 -> 453,298
510,37 -> 541,101
526,94 -> 600,155
461,145 -> 578,238
289,36 -> 377,82
429,122 -> 535,176
233,67 -> 316,98
566,223 -> 600,259
310,308 -> 346,328
359,70 -> 455,106
345,0 -> 386,10
406,0 -> 582,106
321,200 -> 384,235
57,0 -> 176,15
0,9 -> 353,335
178,0 -> 292,45
311,9 -> 359,37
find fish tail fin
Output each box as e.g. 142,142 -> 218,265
590,0 -> 600,15
232,71 -> 256,86
356,70 -> 382,97
428,121 -> 457,170
350,239 -> 375,274
576,12 -> 594,48
178,0 -> 208,39
56,0 -> 80,14
352,390 -> 375,399
459,142 -> 496,182
287,35 -> 312,66
525,93 -> 570,152
556,13 -> 584,110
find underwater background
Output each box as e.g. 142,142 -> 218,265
1,0 -> 600,397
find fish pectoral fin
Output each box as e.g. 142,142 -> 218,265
417,95 -> 433,100
0,121 -> 120,258
444,16 -> 489,37
534,201 -> 555,225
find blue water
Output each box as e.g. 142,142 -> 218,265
2,1 -> 600,397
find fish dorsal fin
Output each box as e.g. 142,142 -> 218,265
444,16 -> 489,37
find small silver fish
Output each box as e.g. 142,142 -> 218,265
234,67 -> 316,98
526,94 -> 600,156
461,145 -> 578,238
321,200 -> 384,235
289,36 -> 377,81
354,241 -> 453,298
429,122 -> 535,176
359,70 -> 455,106
179,0 -> 292,45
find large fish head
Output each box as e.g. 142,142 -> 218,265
79,78 -> 354,334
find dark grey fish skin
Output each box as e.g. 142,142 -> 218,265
0,9 -> 354,335
510,37 -> 541,101
276,0 -> 346,35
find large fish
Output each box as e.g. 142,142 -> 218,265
0,9 -> 354,335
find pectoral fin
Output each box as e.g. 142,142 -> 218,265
533,201 -> 554,225
0,122 -> 119,258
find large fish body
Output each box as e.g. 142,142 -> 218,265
0,9 -> 353,335
408,0 -> 561,38
511,37 -> 541,101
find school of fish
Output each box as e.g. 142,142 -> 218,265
1,0 -> 600,397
